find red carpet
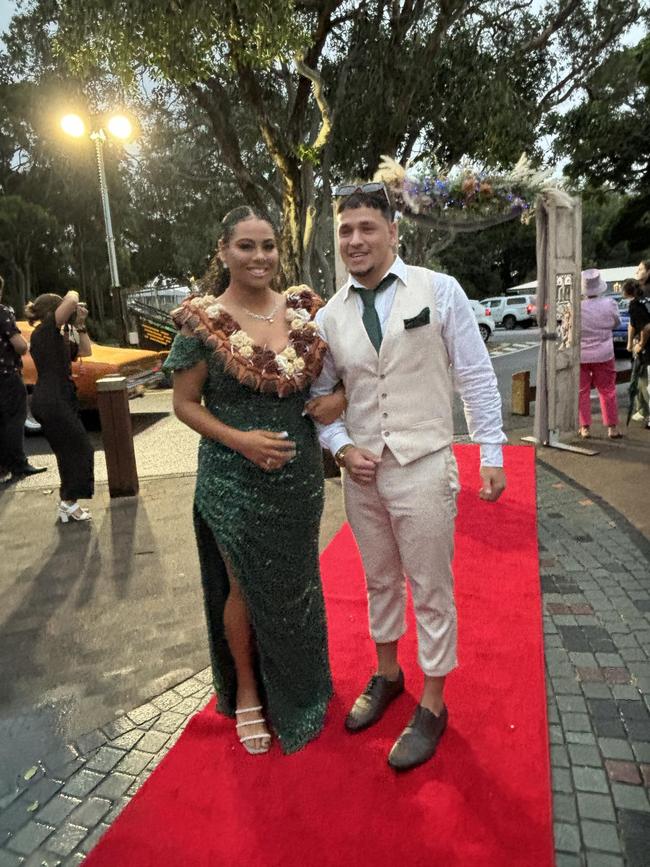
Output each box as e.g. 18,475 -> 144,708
83,445 -> 552,867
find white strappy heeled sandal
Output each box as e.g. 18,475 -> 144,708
235,705 -> 271,755
58,501 -> 92,523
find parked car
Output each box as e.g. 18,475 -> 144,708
18,321 -> 167,424
481,295 -> 537,329
612,298 -> 631,357
469,300 -> 494,343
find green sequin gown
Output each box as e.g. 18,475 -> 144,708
163,335 -> 332,753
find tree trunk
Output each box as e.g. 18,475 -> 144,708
12,260 -> 26,315
279,169 -> 304,287
24,255 -> 32,301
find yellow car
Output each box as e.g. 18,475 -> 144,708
18,321 -> 167,410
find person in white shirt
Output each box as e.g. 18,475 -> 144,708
307,184 -> 506,771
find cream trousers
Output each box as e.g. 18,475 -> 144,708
343,446 -> 460,677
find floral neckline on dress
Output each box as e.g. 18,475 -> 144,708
170,286 -> 327,397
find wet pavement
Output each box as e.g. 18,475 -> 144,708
0,467 -> 344,794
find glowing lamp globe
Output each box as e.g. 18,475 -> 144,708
60,114 -> 86,138
107,115 -> 133,140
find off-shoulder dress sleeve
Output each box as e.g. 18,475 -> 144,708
163,333 -> 211,373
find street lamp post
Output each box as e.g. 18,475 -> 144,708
91,130 -> 121,294
61,112 -> 134,343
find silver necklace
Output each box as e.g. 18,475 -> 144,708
241,299 -> 281,323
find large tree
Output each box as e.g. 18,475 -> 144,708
41,0 -> 640,289
552,34 -> 650,258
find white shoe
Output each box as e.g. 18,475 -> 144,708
631,411 -> 644,422
58,501 -> 92,523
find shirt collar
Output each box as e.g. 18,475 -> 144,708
342,256 -> 407,301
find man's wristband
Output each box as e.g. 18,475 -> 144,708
334,443 -> 354,468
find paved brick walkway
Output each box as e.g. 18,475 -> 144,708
0,462 -> 648,866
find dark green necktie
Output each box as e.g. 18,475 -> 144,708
352,273 -> 396,353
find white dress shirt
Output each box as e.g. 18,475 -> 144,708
311,257 -> 506,467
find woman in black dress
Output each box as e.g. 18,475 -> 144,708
25,291 -> 94,522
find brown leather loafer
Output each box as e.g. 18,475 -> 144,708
387,704 -> 448,771
344,669 -> 405,732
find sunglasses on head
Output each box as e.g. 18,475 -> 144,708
333,182 -> 392,208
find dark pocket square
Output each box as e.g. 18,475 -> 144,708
404,307 -> 430,330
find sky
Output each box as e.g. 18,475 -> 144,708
0,0 -> 14,38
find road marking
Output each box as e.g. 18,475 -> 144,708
488,342 -> 538,357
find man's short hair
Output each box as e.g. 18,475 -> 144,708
336,189 -> 395,222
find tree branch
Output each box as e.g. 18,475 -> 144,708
187,79 -> 271,213
295,56 -> 332,153
523,0 -> 581,53
234,61 -> 296,181
287,0 -> 345,143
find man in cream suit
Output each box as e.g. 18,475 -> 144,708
309,184 -> 506,771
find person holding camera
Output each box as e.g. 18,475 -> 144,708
25,291 -> 94,522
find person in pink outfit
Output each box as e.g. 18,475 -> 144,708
579,269 -> 622,439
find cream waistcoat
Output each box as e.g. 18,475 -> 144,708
321,265 -> 453,466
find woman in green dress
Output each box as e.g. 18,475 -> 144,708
164,207 -> 340,755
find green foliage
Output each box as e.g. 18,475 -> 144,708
399,217 -> 537,298
0,0 -> 644,300
552,33 -> 650,259
553,39 -> 649,192
124,95 -> 256,281
56,0 -> 306,82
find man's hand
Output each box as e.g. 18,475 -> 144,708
343,446 -> 381,485
304,390 -> 347,425
479,466 -> 506,502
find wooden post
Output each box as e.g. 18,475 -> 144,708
96,375 -> 139,497
512,370 -> 531,415
524,194 -> 597,454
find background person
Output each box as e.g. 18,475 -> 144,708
578,269 -> 622,440
635,259 -> 650,299
25,291 -> 94,521
164,206 -> 334,756
0,275 -> 46,482
622,278 -> 650,429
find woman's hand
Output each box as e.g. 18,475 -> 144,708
304,390 -> 347,425
55,291 -> 80,327
236,430 -> 297,471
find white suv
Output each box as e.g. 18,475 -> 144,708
482,295 -> 537,329
469,300 -> 494,343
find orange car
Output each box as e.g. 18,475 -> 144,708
18,321 -> 167,410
